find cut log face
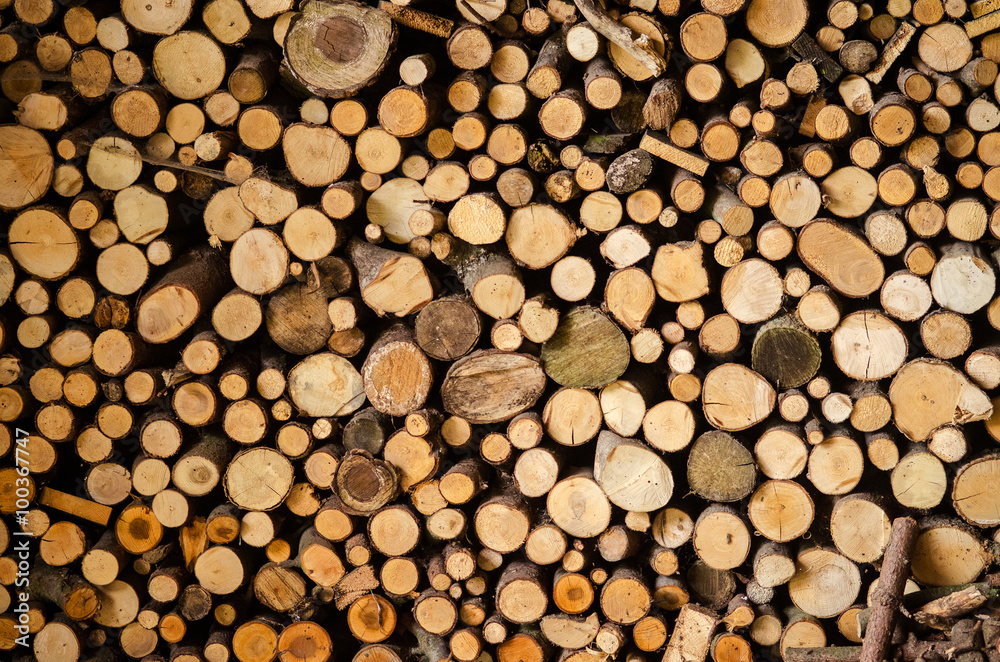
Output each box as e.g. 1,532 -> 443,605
441,350 -> 546,424
910,521 -> 988,586
664,604 -> 719,662
808,435 -> 865,495
543,387 -> 602,447
284,123 -> 352,188
136,246 -> 232,344
362,261 -> 435,318
337,450 -> 399,513
362,326 -> 433,417
770,173 -> 822,227
830,495 -> 891,563
0,125 -> 54,210
652,241 -> 711,303
788,548 -> 861,619
643,400 -> 696,453
702,364 -> 775,431
798,220 -> 884,297
547,472 -> 612,538
541,307 -> 630,389
692,506 -> 751,570
892,450 -> 948,511
748,479 -> 814,543
284,0 -> 396,98
266,283 -> 333,355
721,259 -> 784,324
383,429 -> 440,490
687,431 -> 757,502
889,359 -> 992,441
593,431 -> 673,512
287,353 -> 365,417
415,296 -> 481,361
506,203 -> 577,269
831,310 -> 907,381
153,32 -> 227,101
224,447 -> 294,511
600,567 -> 652,624
930,243 -> 997,314
820,168 -> 879,219
367,178 -> 429,244
122,0 -> 194,35
953,455 -> 1000,526
9,208 -> 80,280
751,315 -> 822,388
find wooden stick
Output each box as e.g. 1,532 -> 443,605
786,647 -> 862,662
860,517 -> 920,662
38,488 -> 113,525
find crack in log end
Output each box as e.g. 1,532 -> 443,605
315,17 -> 366,64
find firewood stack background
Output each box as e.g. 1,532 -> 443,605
7,0 -> 1000,660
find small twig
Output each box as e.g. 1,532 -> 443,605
139,155 -> 233,183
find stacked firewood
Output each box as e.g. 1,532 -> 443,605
4,0 -> 1000,660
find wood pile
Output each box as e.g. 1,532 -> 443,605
6,0 -> 1000,660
